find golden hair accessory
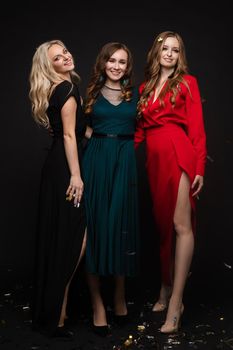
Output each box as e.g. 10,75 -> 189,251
157,37 -> 163,42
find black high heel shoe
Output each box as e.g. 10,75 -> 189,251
52,325 -> 74,339
92,324 -> 110,337
113,314 -> 129,326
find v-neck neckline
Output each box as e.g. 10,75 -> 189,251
152,79 -> 167,104
100,92 -> 124,108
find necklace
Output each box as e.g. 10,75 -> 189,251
104,85 -> 121,91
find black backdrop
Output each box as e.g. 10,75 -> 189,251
0,1 -> 232,302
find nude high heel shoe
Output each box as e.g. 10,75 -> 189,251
152,301 -> 167,312
152,286 -> 172,312
160,304 -> 184,334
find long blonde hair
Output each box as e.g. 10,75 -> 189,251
138,31 -> 189,117
29,40 -> 80,128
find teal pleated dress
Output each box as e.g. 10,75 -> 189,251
82,87 -> 139,276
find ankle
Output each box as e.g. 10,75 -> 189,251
114,299 -> 127,315
114,308 -> 128,316
156,286 -> 171,306
168,296 -> 183,310
93,315 -> 107,327
93,308 -> 107,326
159,285 -> 171,300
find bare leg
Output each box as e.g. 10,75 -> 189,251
160,173 -> 194,333
58,229 -> 87,327
87,274 -> 107,326
114,276 -> 127,315
152,283 -> 172,311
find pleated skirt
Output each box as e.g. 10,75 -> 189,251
82,137 -> 139,276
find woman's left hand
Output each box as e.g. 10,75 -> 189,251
191,175 -> 204,197
66,175 -> 84,206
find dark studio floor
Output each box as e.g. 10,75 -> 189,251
1,260 -> 233,350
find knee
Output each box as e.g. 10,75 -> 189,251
173,220 -> 191,236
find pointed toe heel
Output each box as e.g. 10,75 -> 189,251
92,324 -> 110,337
152,301 -> 167,312
160,304 -> 184,334
113,314 -> 129,326
52,326 -> 75,339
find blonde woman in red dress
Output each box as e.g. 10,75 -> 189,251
135,31 -> 207,333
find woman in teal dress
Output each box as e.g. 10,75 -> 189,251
82,42 -> 139,336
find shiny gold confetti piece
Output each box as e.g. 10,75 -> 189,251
124,339 -> 132,346
124,335 -> 133,347
137,325 -> 145,331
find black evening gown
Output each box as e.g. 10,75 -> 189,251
31,81 -> 86,334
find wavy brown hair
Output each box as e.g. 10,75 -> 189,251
84,42 -> 133,114
138,31 -> 190,117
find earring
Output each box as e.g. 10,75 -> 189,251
121,78 -> 129,87
98,74 -> 104,83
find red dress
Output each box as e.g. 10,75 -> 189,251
135,75 -> 207,285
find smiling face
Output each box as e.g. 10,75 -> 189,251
159,36 -> 180,70
104,48 -> 128,85
47,43 -> 74,78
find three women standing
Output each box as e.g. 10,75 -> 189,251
29,33 -> 207,337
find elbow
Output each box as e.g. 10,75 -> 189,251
63,132 -> 76,142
